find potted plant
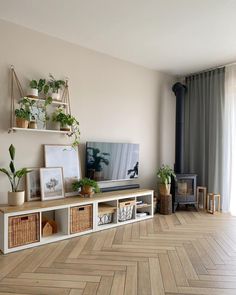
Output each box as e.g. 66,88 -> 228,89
157,165 -> 176,196
52,107 -> 80,147
27,79 -> 49,98
72,178 -> 100,197
0,145 -> 31,206
15,97 -> 36,128
48,74 -> 65,101
87,147 -> 110,181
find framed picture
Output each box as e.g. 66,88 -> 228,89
44,145 -> 81,197
26,168 -> 41,201
40,167 -> 65,201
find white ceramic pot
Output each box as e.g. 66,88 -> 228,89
8,191 -> 25,206
52,92 -> 60,101
27,88 -> 38,98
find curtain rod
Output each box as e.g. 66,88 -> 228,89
184,60 -> 236,78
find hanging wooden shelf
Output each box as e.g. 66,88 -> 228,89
26,97 -> 68,107
9,127 -> 69,134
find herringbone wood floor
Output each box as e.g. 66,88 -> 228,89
1,211 -> 236,295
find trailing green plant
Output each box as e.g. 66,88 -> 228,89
29,79 -> 49,94
15,97 -> 36,121
48,74 -> 65,93
0,145 -> 31,192
72,178 -> 100,193
52,107 -> 80,147
156,165 -> 176,184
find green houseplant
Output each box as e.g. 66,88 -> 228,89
15,97 -> 36,128
72,178 -> 100,197
28,79 -> 49,98
52,107 -> 80,147
0,145 -> 31,206
48,74 -> 65,101
157,165 -> 176,196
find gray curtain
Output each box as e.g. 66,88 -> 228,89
184,68 -> 225,194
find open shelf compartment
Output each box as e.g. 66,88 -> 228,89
97,200 -> 118,227
136,194 -> 153,219
118,198 -> 136,223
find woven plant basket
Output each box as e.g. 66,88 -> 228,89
159,183 -> 171,196
160,194 -> 172,215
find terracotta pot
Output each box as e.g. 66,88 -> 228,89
29,121 -> 37,129
8,191 -> 25,206
159,183 -> 171,196
60,124 -> 71,131
81,185 -> 94,197
16,118 -> 29,128
27,88 -> 38,98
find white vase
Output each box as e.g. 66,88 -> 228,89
52,92 -> 60,101
27,88 -> 38,98
8,191 -> 25,206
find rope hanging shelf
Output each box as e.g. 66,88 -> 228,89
8,65 -> 72,135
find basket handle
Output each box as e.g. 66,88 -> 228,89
78,207 -> 85,211
124,202 -> 131,206
21,216 -> 29,221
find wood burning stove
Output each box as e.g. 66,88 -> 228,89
173,174 -> 197,211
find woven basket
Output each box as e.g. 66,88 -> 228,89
70,205 -> 93,234
8,213 -> 40,248
160,194 -> 172,215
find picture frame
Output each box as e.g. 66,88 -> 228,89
26,168 -> 41,201
40,167 -> 65,201
44,144 -> 81,197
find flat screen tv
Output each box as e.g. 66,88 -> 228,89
86,141 -> 139,182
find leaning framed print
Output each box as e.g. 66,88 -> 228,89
26,168 -> 41,201
40,167 -> 65,201
44,144 -> 81,197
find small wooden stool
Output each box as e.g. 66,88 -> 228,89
197,186 -> 207,210
207,193 -> 221,214
160,194 -> 172,215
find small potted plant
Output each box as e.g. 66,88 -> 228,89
157,165 -> 176,196
0,145 -> 31,206
48,74 -> 65,101
27,79 -> 49,98
72,178 -> 100,197
15,97 -> 35,128
52,107 -> 80,147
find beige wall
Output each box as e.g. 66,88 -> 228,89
0,19 -> 176,203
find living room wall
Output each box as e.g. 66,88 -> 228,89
0,19 -> 176,203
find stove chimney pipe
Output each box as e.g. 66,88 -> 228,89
172,82 -> 187,174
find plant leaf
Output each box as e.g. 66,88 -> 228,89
9,161 -> 15,174
0,168 -> 11,178
9,144 -> 15,160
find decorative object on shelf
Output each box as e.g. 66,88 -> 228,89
118,199 -> 135,222
42,219 -> 57,237
70,205 -> 93,234
97,204 -> 116,225
27,79 -> 49,98
40,167 -> 65,201
26,168 -> 41,202
197,186 -> 207,210
72,177 -> 100,197
157,164 -> 176,196
44,145 -> 81,197
15,97 -> 36,128
207,193 -> 221,214
48,73 -> 65,101
52,107 -> 80,147
160,194 -> 172,215
0,144 -> 31,206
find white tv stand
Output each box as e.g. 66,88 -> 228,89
0,189 -> 153,254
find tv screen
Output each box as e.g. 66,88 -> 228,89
86,142 -> 139,182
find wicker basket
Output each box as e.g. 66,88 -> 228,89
70,205 -> 93,234
160,194 -> 172,215
118,199 -> 135,222
8,213 -> 40,248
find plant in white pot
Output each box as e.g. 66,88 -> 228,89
157,165 -> 176,196
27,79 -> 49,98
0,144 -> 31,206
48,74 -> 65,101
